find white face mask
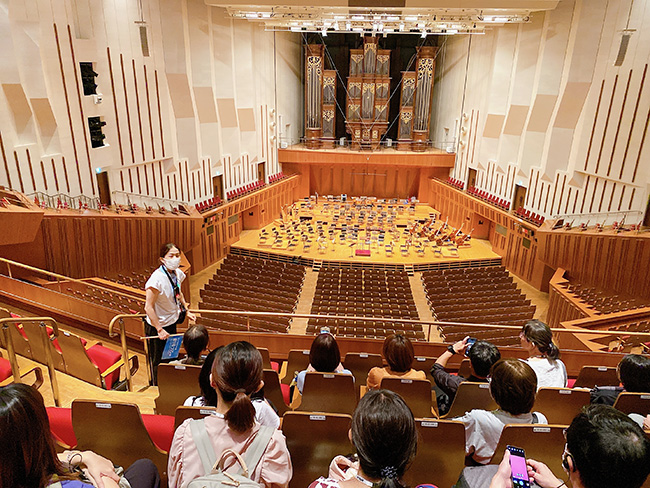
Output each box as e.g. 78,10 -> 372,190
164,256 -> 181,271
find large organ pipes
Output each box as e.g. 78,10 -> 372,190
411,47 -> 436,152
305,44 -> 324,149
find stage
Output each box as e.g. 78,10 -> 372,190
232,199 -> 501,269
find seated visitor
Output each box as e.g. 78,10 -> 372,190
591,354 -> 650,405
171,324 -> 209,366
455,358 -> 547,465
168,341 -> 291,488
309,389 -> 418,488
296,333 -> 353,394
489,405 -> 650,488
367,334 -> 426,389
0,383 -> 160,488
432,337 -> 501,415
519,319 -> 567,388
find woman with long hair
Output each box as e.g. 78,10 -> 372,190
168,341 -> 291,488
519,319 -> 567,388
367,334 -> 426,389
0,383 -> 159,488
310,389 -> 418,488
295,333 -> 353,394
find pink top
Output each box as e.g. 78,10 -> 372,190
167,416 -> 292,488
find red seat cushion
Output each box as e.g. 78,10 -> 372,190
281,383 -> 291,406
47,407 -> 78,448
85,344 -> 122,389
567,378 -> 576,388
141,414 -> 175,451
271,361 -> 280,373
0,358 -> 12,382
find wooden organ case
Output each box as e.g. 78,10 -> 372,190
397,46 -> 437,152
305,44 -> 324,149
345,37 -> 390,150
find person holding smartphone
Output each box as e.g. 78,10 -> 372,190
488,405 -> 650,488
144,243 -> 196,385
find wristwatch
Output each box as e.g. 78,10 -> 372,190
447,344 -> 456,355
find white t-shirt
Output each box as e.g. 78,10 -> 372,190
523,357 -> 568,389
455,409 -> 548,464
145,266 -> 186,328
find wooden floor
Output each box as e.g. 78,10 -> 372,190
234,202 -> 500,266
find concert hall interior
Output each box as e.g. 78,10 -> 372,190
1,0 -> 650,486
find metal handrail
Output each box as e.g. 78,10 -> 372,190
108,308 -> 650,391
0,257 -> 145,303
27,191 -> 100,210
111,190 -> 185,209
0,317 -> 61,406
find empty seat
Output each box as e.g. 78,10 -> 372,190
533,387 -> 590,425
613,392 -> 650,416
380,377 -> 437,418
443,382 -> 497,419
573,365 -> 619,388
262,368 -> 290,416
343,352 -> 383,389
155,363 -> 202,416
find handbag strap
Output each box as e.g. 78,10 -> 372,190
190,418 -> 217,475
241,425 -> 275,476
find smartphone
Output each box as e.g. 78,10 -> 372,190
507,445 -> 530,488
320,326 -> 331,334
464,337 -> 477,357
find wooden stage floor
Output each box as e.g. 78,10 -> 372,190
234,201 -> 500,267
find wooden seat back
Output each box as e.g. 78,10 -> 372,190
282,411 -> 352,488
380,377 -> 437,418
72,400 -> 169,482
573,365 -> 619,388
21,321 -> 66,371
412,356 -> 436,382
534,387 -> 590,425
298,372 -> 358,415
614,392 -> 650,416
405,419 -> 466,488
56,331 -> 102,387
489,424 -> 567,477
174,406 -> 218,430
262,368 -> 290,416
282,349 -> 310,385
155,363 -> 202,416
343,352 -> 383,389
443,381 -> 496,419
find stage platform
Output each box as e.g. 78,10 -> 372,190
232,199 -> 501,271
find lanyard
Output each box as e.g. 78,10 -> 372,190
160,265 -> 184,310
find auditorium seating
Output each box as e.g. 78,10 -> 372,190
442,382 -> 497,418
379,377 -> 437,418
195,196 -> 222,213
173,406 -> 219,429
197,254 -> 305,333
62,280 -> 145,314
422,265 -> 535,345
563,279 -> 650,315
514,206 -> 545,226
533,387 -> 591,425
308,268 -> 424,340
466,185 -> 511,211
296,372 -> 358,415
155,363 -> 202,416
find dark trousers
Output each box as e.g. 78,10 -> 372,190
124,458 -> 161,488
145,321 -> 177,386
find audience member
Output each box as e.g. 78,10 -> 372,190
0,383 -> 159,488
168,341 -> 291,488
309,389 -> 418,488
519,320 -> 567,388
296,333 -> 353,394
143,243 -> 196,385
184,348 -> 220,407
171,324 -> 209,366
455,358 -> 547,465
432,337 -> 501,415
367,334 -> 426,389
591,354 -> 650,405
489,405 -> 650,488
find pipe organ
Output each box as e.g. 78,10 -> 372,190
305,44 -> 324,149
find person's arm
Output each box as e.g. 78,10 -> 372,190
59,450 -> 120,488
488,450 -> 512,488
644,414 -> 650,431
144,287 -> 169,340
435,337 -> 469,369
526,459 -> 565,488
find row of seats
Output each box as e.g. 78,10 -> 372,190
64,285 -> 142,315
446,176 -> 464,190
466,186 -> 511,211
0,309 -> 135,389
515,206 -> 545,226
564,280 -> 650,314
195,196 -> 222,213
227,180 -> 266,200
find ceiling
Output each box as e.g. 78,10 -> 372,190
204,0 -> 559,35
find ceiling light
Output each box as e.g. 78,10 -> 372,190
351,15 -> 364,20
421,30 -> 427,38
405,16 -> 418,22
290,26 -> 301,31
245,12 -> 259,19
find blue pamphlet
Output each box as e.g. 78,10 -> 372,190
162,334 -> 183,360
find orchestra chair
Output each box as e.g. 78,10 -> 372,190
442,382 -> 497,419
573,365 -> 619,388
343,352 -> 383,392
262,368 -> 291,416
489,424 -> 567,477
0,353 -> 43,389
280,349 -> 311,385
282,411 -> 352,488
404,419 -> 466,488
72,400 -> 171,484
380,377 -> 438,418
257,347 -> 280,372
174,405 -> 218,430
56,330 -> 138,389
533,387 -> 590,425
20,321 -> 66,371
155,363 -> 202,416
296,372 -> 358,415
613,392 -> 650,416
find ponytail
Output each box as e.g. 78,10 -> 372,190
212,342 -> 263,434
545,341 -> 560,360
224,390 -> 256,433
522,320 -> 561,360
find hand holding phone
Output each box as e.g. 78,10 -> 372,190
507,446 -> 531,488
464,337 -> 477,357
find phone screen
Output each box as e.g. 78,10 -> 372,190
507,445 -> 530,488
464,337 -> 477,357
